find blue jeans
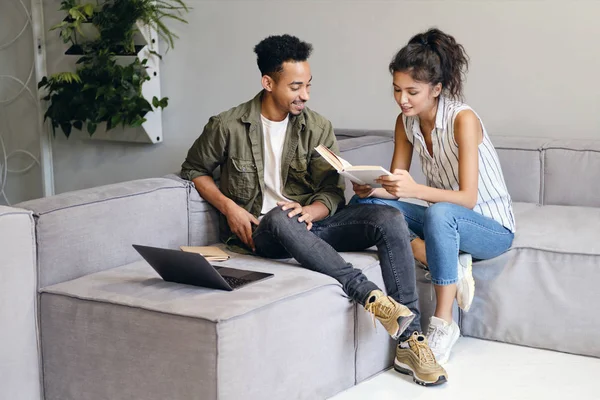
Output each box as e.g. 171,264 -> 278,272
253,204 -> 421,336
349,197 -> 514,286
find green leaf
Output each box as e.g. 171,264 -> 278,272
73,120 -> 83,130
60,122 -> 72,138
111,115 -> 121,127
158,97 -> 169,108
50,21 -> 68,31
83,3 -> 94,17
87,121 -> 97,135
130,117 -> 145,128
152,96 -> 159,108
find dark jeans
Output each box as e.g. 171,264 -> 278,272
253,204 -> 421,334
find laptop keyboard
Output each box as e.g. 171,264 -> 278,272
223,276 -> 252,289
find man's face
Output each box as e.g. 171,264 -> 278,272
267,61 -> 312,117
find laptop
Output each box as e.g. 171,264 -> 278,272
132,244 -> 273,291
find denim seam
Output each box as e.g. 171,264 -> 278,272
454,217 -> 514,236
431,277 -> 459,285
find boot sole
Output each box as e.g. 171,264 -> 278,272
394,360 -> 447,386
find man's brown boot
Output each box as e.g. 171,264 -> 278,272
395,331 -> 448,386
364,290 -> 415,340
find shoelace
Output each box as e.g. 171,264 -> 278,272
426,323 -> 448,349
411,336 -> 437,365
365,296 -> 394,329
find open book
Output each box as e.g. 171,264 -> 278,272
314,144 -> 392,187
180,246 -> 230,261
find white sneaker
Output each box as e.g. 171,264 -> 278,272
426,316 -> 460,364
456,253 -> 474,312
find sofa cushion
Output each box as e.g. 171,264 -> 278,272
41,250 -> 381,322
511,203 -> 600,255
17,178 -> 189,287
491,136 -> 547,204
39,250 -> 384,400
461,202 -> 600,357
543,139 -> 600,207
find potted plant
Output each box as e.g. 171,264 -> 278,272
39,0 -> 188,138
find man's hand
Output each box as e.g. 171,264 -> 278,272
224,202 -> 259,251
377,169 -> 421,199
278,201 -> 314,230
352,182 -> 375,198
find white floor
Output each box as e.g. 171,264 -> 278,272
330,337 -> 600,400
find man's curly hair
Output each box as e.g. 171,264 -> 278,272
254,34 -> 313,79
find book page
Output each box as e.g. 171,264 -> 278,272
314,144 -> 353,171
342,166 -> 392,187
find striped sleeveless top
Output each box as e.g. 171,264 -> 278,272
402,96 -> 515,232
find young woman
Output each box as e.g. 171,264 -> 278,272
351,28 -> 515,363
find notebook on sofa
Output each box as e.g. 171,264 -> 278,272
180,246 -> 230,261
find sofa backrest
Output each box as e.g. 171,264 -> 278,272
16,178 -> 189,288
0,206 -> 42,400
164,174 -> 220,246
479,137 -> 600,207
491,136 -> 547,204
335,129 -> 600,207
542,139 -> 600,207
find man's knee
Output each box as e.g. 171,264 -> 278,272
370,205 -> 410,236
260,207 -> 289,229
259,206 -> 305,234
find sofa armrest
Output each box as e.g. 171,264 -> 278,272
0,206 -> 42,400
16,178 -> 189,287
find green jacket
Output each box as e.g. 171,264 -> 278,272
181,91 -> 346,243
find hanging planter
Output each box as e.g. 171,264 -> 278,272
39,0 -> 189,143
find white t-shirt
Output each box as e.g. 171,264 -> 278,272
260,114 -> 291,214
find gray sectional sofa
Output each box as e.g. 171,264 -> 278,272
1,131 -> 599,400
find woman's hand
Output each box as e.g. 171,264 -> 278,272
377,169 -> 421,199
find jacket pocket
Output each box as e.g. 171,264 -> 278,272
286,157 -> 313,195
228,157 -> 258,202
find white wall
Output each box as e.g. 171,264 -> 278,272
0,0 -> 43,205
42,0 -> 600,194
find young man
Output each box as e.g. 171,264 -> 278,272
181,34 -> 447,386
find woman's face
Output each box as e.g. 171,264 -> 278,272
392,71 -> 441,117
